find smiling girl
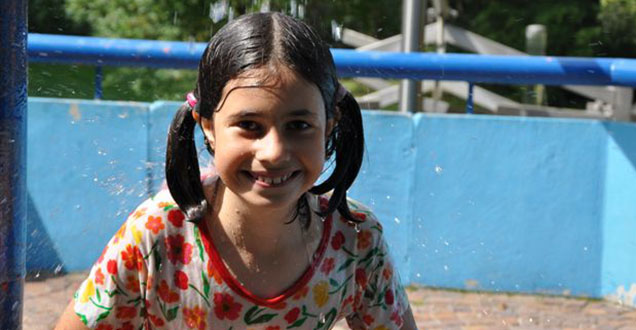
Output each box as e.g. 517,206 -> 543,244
56,12 -> 416,330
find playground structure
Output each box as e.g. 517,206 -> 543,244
347,0 -> 634,121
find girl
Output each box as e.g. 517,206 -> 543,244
56,12 -> 416,330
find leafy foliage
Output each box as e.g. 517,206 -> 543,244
28,0 -> 636,106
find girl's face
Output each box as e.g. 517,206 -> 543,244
199,67 -> 334,210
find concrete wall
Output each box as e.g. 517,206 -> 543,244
25,98 -> 636,305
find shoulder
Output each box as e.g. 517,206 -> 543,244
115,189 -> 190,253
316,195 -> 385,249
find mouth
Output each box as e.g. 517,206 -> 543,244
243,170 -> 301,187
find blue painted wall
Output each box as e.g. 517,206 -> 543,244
25,98 -> 636,304
409,115 -> 606,296
601,122 -> 636,305
27,98 -> 150,271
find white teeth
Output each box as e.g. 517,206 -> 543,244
255,172 -> 294,185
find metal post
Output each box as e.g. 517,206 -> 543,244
525,24 -> 547,106
94,66 -> 103,100
399,0 -> 425,113
431,0 -> 447,112
0,0 -> 28,328
465,82 -> 474,114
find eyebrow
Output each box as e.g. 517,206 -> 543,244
227,109 -> 317,121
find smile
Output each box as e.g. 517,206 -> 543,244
245,171 -> 300,187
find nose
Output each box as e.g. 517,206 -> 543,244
254,128 -> 290,165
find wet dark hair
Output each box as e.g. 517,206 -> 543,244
166,12 -> 364,225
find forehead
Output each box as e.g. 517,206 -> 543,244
215,67 -> 325,117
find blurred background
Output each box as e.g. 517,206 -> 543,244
28,0 -> 636,111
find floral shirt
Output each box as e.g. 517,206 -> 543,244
74,182 -> 409,330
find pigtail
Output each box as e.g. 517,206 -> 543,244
311,91 -> 365,222
165,103 -> 207,222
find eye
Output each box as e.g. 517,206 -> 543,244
287,120 -> 311,131
237,121 -> 260,131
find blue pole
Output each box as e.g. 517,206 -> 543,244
466,82 -> 474,114
94,66 -> 103,100
0,0 -> 27,328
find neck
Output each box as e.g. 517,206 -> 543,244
208,180 -> 304,257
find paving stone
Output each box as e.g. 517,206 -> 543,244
22,274 -> 636,329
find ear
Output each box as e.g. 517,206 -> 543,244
325,107 -> 341,138
192,110 -> 215,149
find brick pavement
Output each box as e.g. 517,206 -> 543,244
23,272 -> 636,329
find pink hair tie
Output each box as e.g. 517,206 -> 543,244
186,92 -> 198,108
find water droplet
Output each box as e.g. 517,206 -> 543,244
434,166 -> 443,174
443,241 -> 449,246
416,273 -> 421,278
583,246 -> 588,251
386,195 -> 391,200
443,265 -> 448,271
393,217 -> 400,224
54,264 -> 63,274
354,224 -> 361,233
319,313 -> 326,323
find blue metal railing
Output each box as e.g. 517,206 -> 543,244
29,33 -> 636,87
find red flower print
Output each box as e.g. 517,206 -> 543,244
146,275 -> 154,290
357,230 -> 372,250
115,306 -> 137,320
384,289 -> 395,305
213,292 -> 242,321
95,268 -> 105,285
390,310 -> 403,327
116,322 -> 133,330
341,295 -> 354,309
382,265 -> 393,280
270,301 -> 287,310
331,231 -> 345,250
132,207 -> 147,219
96,324 -> 113,330
157,202 -> 171,208
174,270 -> 189,290
148,313 -> 165,327
265,327 -> 281,330
167,209 -> 185,227
121,244 -> 143,271
183,305 -> 207,329
125,274 -> 140,293
145,216 -> 165,235
106,259 -> 118,275
207,259 -> 223,285
352,211 -> 367,221
353,291 -> 363,311
97,245 -> 108,264
292,285 -> 309,300
113,223 -> 127,245
320,257 -> 335,275
157,280 -> 179,303
284,307 -> 300,324
164,234 -> 193,265
355,268 -> 368,289
363,314 -> 374,325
